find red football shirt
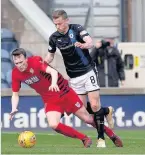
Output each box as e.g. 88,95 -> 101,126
12,56 -> 70,102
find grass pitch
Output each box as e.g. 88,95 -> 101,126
1,130 -> 145,154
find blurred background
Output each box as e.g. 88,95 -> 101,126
1,0 -> 145,133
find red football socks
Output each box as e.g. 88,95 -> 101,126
55,123 -> 86,140
104,125 -> 115,137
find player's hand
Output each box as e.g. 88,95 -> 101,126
9,109 -> 18,120
49,84 -> 60,92
75,42 -> 85,49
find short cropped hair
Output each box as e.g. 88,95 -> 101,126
52,10 -> 68,19
11,48 -> 27,58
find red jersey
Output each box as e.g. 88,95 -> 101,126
12,56 -> 70,102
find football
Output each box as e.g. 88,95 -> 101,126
18,131 -> 36,148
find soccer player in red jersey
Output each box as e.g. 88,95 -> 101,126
9,48 -> 123,148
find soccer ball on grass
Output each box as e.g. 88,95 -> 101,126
18,131 -> 36,148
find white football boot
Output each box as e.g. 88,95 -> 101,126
97,138 -> 106,148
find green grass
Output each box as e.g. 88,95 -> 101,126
1,130 -> 145,154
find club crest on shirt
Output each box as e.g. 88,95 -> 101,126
30,68 -> 34,74
69,33 -> 74,39
75,102 -> 81,108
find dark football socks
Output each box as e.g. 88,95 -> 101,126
87,102 -> 115,139
103,107 -> 109,116
55,123 -> 86,140
94,108 -> 105,140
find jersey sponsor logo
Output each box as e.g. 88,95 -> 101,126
80,30 -> 88,36
60,44 -> 74,50
29,68 -> 34,74
24,76 -> 40,85
75,102 -> 81,108
57,39 -> 62,42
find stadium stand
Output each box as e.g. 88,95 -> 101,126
34,0 -> 120,40
1,28 -> 18,53
26,50 -> 33,57
1,72 -> 9,88
1,28 -> 33,88
1,49 -> 13,74
5,70 -> 12,87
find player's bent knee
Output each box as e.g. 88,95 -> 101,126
48,122 -> 59,130
46,111 -> 61,130
91,104 -> 100,112
91,97 -> 101,112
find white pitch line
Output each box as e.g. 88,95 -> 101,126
2,132 -> 56,136
2,132 -> 145,140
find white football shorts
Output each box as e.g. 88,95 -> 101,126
69,69 -> 100,95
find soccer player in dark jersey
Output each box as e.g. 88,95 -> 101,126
45,10 -> 123,147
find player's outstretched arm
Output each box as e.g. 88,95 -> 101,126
9,92 -> 19,120
44,53 -> 55,64
45,66 -> 60,92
